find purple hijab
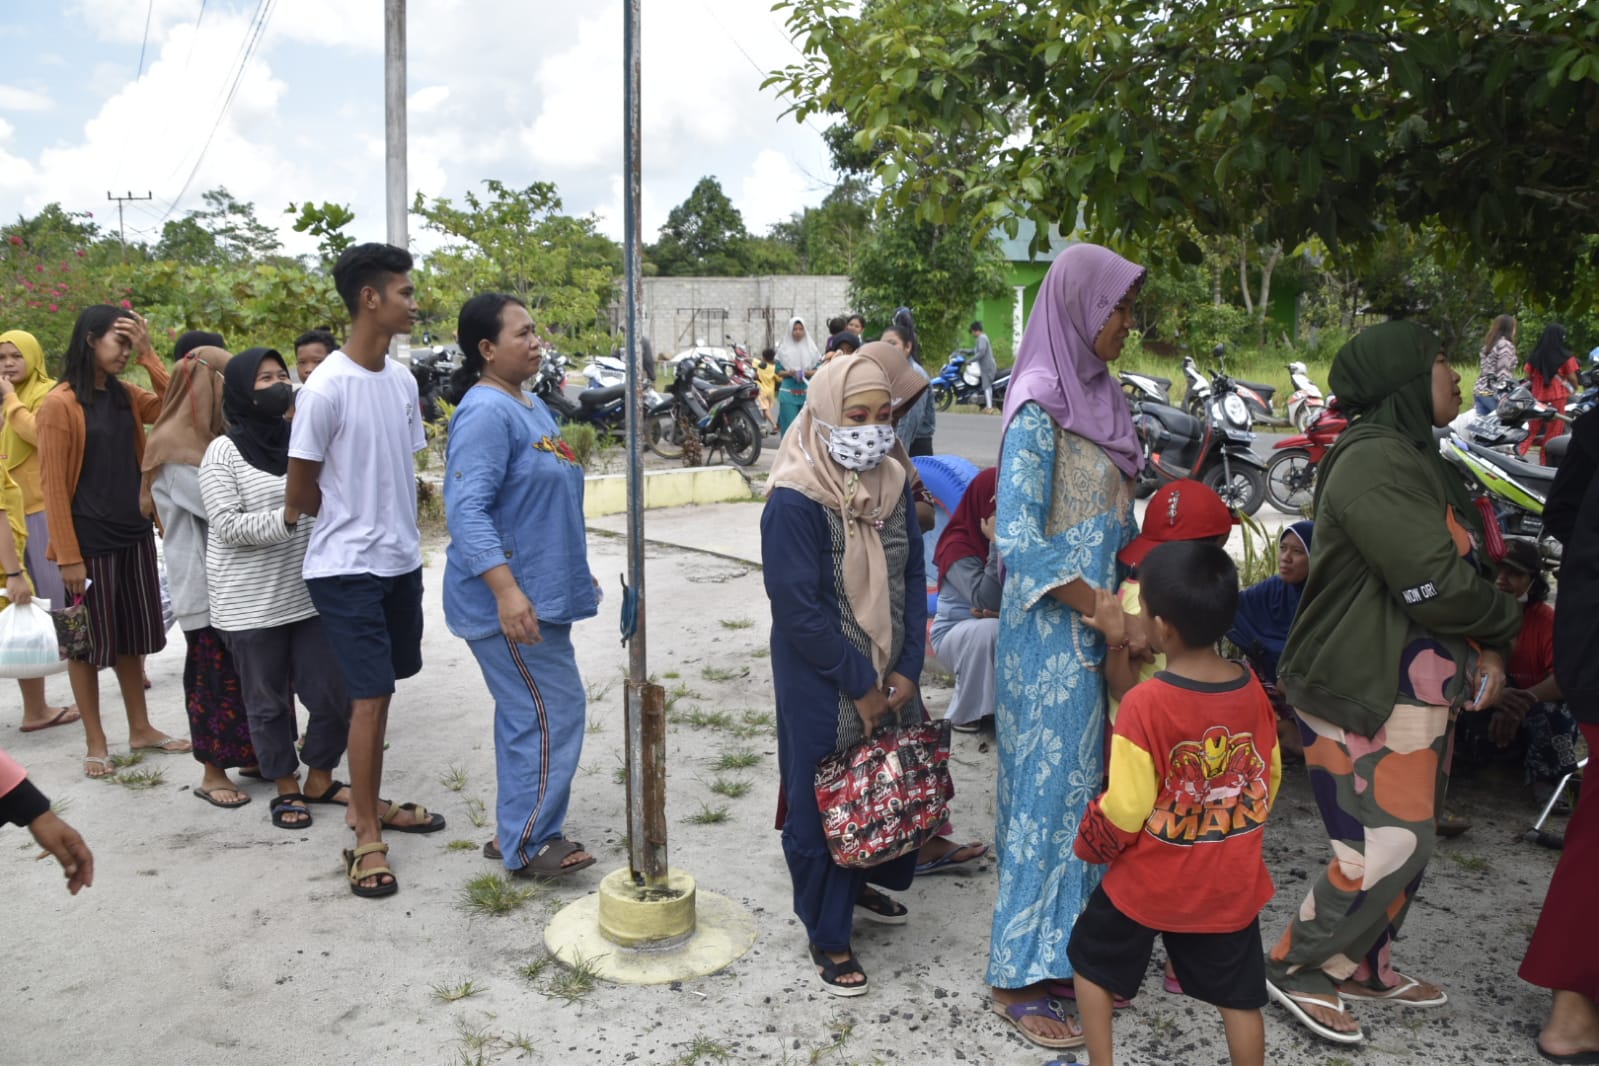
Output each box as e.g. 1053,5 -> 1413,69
999,243 -> 1147,478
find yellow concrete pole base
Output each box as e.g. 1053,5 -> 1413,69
598,867 -> 696,948
544,867 -> 757,986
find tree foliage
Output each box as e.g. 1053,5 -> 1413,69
648,176 -> 755,276
413,179 -> 621,351
851,210 -> 1007,356
769,0 -> 1599,299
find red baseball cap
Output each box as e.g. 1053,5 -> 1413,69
1118,479 -> 1238,568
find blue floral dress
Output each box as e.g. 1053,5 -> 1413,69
986,401 -> 1136,988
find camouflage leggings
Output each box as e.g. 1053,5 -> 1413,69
1266,700 -> 1452,994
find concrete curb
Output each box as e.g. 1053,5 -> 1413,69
583,465 -> 754,518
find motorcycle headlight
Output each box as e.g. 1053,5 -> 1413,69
1222,394 -> 1250,427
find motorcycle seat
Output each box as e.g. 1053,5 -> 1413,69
1146,375 -> 1173,389
1237,379 -> 1277,402
704,384 -> 746,404
579,385 -> 626,411
1138,403 -> 1202,439
1464,438 -> 1557,487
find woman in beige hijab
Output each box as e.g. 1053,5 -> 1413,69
144,344 -> 258,810
762,355 -> 927,998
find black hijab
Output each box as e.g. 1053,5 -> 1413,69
1528,323 -> 1571,382
223,347 -> 292,476
175,330 -> 225,360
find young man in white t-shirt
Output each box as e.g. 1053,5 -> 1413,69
287,242 -> 445,898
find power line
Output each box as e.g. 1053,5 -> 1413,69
159,0 -> 277,224
182,0 -> 210,76
136,0 -> 154,78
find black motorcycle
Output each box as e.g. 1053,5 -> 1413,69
532,350 -> 677,453
411,345 -> 461,423
652,355 -> 762,467
1131,359 -> 1266,515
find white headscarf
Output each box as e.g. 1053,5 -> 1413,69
774,316 -> 823,376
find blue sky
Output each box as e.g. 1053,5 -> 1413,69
0,0 -> 840,256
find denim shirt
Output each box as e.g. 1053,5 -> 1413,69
443,385 -> 598,640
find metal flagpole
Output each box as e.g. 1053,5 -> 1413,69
620,0 -> 667,885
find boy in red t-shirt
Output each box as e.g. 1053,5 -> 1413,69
1069,540 -> 1282,1066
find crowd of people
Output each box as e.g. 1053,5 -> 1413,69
757,242 -> 1597,1064
2,237 -> 1595,1064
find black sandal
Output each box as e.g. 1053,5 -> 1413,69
809,943 -> 869,997
270,793 -> 312,829
510,838 -> 595,878
854,887 -> 909,925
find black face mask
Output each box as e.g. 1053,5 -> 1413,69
253,382 -> 295,418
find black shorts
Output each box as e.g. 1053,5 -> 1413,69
1067,884 -> 1267,1011
304,568 -> 423,699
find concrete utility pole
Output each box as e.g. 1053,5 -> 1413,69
106,190 -> 152,262
384,0 -> 410,361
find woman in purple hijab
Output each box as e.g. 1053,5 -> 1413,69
987,244 -> 1145,1050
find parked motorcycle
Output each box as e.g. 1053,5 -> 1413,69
930,348 -> 1011,410
1182,347 -> 1283,426
1119,369 -> 1174,406
411,345 -> 462,423
652,355 -> 762,467
1263,399 -> 1348,514
1284,361 -> 1326,431
1132,358 -> 1267,515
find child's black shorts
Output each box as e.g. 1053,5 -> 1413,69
1066,884 -> 1267,1010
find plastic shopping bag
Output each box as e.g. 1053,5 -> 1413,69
0,599 -> 68,678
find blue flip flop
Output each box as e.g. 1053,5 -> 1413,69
915,840 -> 989,874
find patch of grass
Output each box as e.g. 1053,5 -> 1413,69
751,647 -> 769,659
713,747 -> 761,771
662,670 -> 681,680
701,664 -> 749,683
1449,852 -> 1492,873
517,955 -> 553,984
807,1021 -> 857,1064
539,951 -> 601,1002
686,803 -> 731,825
586,712 -> 607,734
446,838 -> 478,852
112,767 -> 166,790
709,777 -> 752,799
613,765 -> 630,785
585,679 -> 614,704
108,751 -> 145,769
731,709 -> 776,739
718,618 -> 754,631
430,978 -> 486,1003
503,1031 -> 537,1057
464,796 -> 490,829
673,1036 -> 734,1066
459,873 -> 538,916
664,681 -> 701,711
50,796 -> 72,814
680,707 -> 735,731
439,764 -> 469,792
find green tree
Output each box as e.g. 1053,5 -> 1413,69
851,210 -> 1007,356
769,0 -> 1599,299
770,177 -> 874,275
413,180 -> 621,351
286,200 -> 356,265
154,216 -> 221,265
648,176 -> 753,276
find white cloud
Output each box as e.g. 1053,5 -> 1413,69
0,85 -> 53,112
3,0 -> 840,258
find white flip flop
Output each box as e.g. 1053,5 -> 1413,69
1267,979 -> 1365,1045
1339,973 -> 1449,1007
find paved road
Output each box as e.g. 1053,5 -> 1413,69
933,410 -> 1293,469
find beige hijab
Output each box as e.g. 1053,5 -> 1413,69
767,356 -> 908,678
140,346 -> 232,512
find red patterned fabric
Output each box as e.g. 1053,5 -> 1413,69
814,722 -> 953,868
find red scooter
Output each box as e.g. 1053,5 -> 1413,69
1263,399 -> 1348,514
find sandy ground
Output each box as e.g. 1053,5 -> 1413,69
0,501 -> 1574,1066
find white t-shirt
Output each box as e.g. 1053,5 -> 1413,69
288,349 -> 426,579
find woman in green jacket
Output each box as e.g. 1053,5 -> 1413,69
1264,321 -> 1522,1045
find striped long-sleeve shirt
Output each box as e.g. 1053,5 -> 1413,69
198,436 -> 318,632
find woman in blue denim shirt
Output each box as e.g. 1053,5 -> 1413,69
443,293 -> 599,879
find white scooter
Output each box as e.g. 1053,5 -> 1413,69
1285,361 -> 1326,432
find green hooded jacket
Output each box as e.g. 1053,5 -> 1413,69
1278,322 -> 1521,737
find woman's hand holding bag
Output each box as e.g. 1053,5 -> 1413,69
0,599 -> 68,678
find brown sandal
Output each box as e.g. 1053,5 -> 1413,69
342,842 -> 397,898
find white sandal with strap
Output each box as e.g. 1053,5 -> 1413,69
1339,973 -> 1448,1007
1268,979 -> 1364,1044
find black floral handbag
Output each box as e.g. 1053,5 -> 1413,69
51,595 -> 95,662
